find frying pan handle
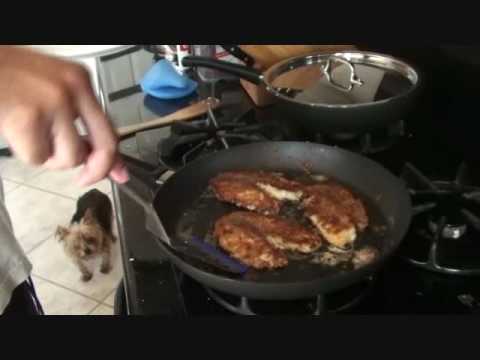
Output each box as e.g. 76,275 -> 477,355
118,154 -> 172,244
117,182 -> 171,246
118,153 -> 249,275
181,56 -> 263,85
120,153 -> 165,191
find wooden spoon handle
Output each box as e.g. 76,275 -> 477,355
117,97 -> 221,140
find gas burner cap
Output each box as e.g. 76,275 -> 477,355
428,220 -> 467,240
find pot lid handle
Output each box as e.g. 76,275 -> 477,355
323,55 -> 365,92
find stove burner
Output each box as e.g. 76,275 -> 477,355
158,106 -> 285,169
428,220 -> 467,240
204,277 -> 376,316
401,162 -> 480,275
315,120 -> 405,155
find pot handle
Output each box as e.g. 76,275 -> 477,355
181,56 -> 263,85
219,45 -> 255,67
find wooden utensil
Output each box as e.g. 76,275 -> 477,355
117,98 -> 221,140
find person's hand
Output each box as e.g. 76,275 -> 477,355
0,46 -> 129,186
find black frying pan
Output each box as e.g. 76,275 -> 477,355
119,141 -> 412,300
178,51 -> 422,135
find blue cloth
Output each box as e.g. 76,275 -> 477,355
140,60 -> 198,100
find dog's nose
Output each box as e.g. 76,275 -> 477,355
85,249 -> 92,255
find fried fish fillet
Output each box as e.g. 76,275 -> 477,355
210,171 -> 303,215
214,212 -> 289,270
210,175 -> 281,214
306,182 -> 369,231
301,182 -> 368,249
214,211 -> 323,269
302,194 -> 357,249
232,211 -> 322,253
251,171 -> 303,202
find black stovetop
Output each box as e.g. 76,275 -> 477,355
109,51 -> 480,315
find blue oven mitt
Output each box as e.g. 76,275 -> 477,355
140,60 -> 198,100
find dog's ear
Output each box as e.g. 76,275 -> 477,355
82,209 -> 95,226
55,226 -> 69,242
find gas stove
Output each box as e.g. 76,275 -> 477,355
110,69 -> 480,315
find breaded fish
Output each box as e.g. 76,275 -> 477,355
301,182 -> 369,249
210,175 -> 281,215
210,171 -> 303,215
227,211 -> 322,253
214,212 -> 289,270
305,182 -> 369,231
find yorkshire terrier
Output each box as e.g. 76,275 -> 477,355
55,189 -> 116,282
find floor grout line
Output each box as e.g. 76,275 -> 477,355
8,183 -> 79,201
88,302 -> 103,315
32,274 -> 110,305
100,287 -> 117,305
2,168 -> 48,185
4,182 -> 80,202
9,182 -> 112,201
3,183 -> 23,195
88,303 -> 114,315
2,178 -> 23,185
4,186 -> 21,195
25,235 -> 53,255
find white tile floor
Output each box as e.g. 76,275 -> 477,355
1,157 -> 122,315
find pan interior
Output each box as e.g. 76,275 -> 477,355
265,52 -> 418,107
152,142 -> 411,285
174,172 -> 390,283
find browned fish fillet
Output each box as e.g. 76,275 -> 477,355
301,181 -> 369,249
214,212 -> 289,270
228,211 -> 322,253
305,182 -> 369,231
302,193 -> 357,249
249,171 -> 304,201
210,175 -> 281,215
210,171 -> 304,215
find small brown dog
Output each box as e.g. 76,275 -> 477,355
55,189 -> 116,282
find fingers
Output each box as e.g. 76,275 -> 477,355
0,106 -> 52,165
108,155 -> 129,184
43,106 -> 88,170
71,75 -> 128,186
0,55 -> 128,187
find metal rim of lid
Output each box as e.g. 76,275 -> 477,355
262,51 -> 421,109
